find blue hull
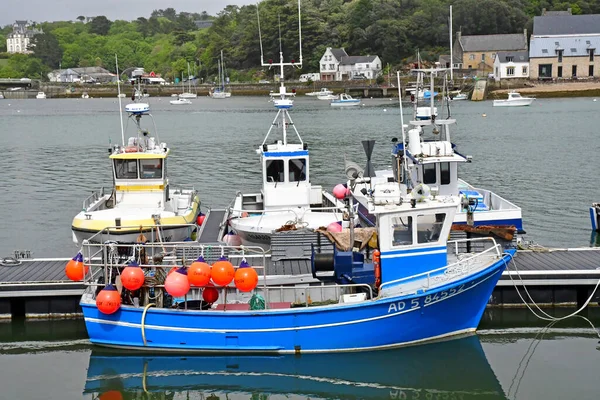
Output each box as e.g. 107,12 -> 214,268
84,335 -> 505,399
82,252 -> 511,353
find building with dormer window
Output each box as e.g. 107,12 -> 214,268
6,20 -> 42,54
529,12 -> 600,80
319,47 -> 382,81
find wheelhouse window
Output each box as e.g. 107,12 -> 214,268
417,213 -> 446,244
139,158 -> 163,179
114,159 -> 138,179
423,163 -> 436,184
391,216 -> 413,246
288,158 -> 306,182
266,159 -> 285,183
440,162 -> 451,185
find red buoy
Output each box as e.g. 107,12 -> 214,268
120,261 -> 145,291
202,283 -> 219,303
196,213 -> 206,226
165,267 -> 190,297
188,256 -> 211,287
96,284 -> 121,314
65,252 -> 88,281
234,260 -> 258,292
211,257 -> 234,286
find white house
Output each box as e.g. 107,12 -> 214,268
6,20 -> 42,54
47,67 -> 117,83
319,47 -> 382,81
493,51 -> 530,81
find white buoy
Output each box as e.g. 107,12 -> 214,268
482,113 -> 487,117
383,109 -> 387,112
594,99 -> 597,102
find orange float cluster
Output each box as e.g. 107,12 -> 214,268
93,255 -> 259,314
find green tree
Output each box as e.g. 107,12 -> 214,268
31,32 -> 63,68
89,16 -> 112,35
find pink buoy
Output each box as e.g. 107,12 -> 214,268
333,184 -> 348,200
164,267 -> 190,297
223,232 -> 242,246
327,221 -> 343,233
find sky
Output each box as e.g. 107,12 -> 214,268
0,0 -> 257,26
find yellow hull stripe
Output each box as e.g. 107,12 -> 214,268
115,185 -> 165,191
110,151 -> 169,160
72,197 -> 200,232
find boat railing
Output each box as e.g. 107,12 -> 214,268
81,241 -> 268,289
82,187 -> 105,211
378,237 -> 502,297
80,239 -> 374,310
229,203 -> 356,220
257,283 -> 374,308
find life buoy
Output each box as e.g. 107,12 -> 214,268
373,249 -> 381,288
124,146 -> 139,153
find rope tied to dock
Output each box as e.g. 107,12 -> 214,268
503,252 -> 600,334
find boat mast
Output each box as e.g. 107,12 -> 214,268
257,0 -> 304,147
449,5 -> 453,83
115,54 -> 125,147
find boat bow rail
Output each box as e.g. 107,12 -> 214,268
379,238 -> 506,297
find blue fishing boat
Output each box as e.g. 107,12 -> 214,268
83,335 -> 506,399
77,1 -> 513,354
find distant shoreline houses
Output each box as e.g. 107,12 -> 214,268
440,8 -> 600,82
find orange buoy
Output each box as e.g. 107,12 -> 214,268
196,213 -> 206,226
96,284 -> 121,314
99,390 -> 123,400
164,267 -> 190,297
120,261 -> 145,291
373,249 -> 381,288
211,256 -> 235,286
234,260 -> 258,292
202,283 -> 219,303
65,252 -> 88,281
188,256 -> 211,287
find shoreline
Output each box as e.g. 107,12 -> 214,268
488,81 -> 600,99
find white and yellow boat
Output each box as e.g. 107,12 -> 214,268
71,100 -> 200,245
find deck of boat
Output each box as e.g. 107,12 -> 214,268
1,241 -> 599,317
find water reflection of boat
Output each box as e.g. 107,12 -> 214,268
83,334 -> 506,400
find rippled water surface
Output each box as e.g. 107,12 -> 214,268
0,309 -> 598,399
0,96 -> 597,257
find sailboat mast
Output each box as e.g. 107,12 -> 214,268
449,5 -> 454,82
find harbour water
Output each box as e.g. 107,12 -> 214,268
0,309 -> 598,399
0,96 -> 599,399
0,96 -> 597,257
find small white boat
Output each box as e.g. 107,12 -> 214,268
330,93 -> 361,107
36,91 -> 46,99
493,91 -> 534,107
179,92 -> 197,99
317,93 -> 339,100
81,92 -> 90,99
169,97 -> 192,105
210,51 -> 232,99
117,93 -> 126,98
306,87 -> 333,97
452,92 -> 468,101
